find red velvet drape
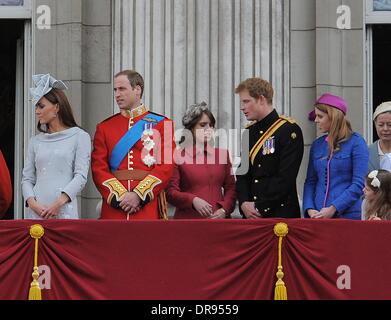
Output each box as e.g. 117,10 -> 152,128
1,219 -> 391,300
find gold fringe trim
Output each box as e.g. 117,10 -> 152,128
273,222 -> 288,300
28,224 -> 44,300
158,191 -> 169,220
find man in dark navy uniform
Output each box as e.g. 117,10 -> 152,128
235,78 -> 304,218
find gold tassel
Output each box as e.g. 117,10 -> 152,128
273,222 -> 288,300
28,224 -> 45,300
29,267 -> 42,300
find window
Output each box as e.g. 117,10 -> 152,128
374,0 -> 391,11
366,0 -> 391,23
0,0 -> 30,18
0,0 -> 23,5
364,1 -> 391,142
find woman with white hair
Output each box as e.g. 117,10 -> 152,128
369,101 -> 391,171
22,74 -> 91,219
166,103 -> 236,219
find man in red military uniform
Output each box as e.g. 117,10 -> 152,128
91,70 -> 175,219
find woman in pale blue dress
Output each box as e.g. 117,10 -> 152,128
22,74 -> 91,219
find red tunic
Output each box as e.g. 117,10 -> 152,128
91,106 -> 175,219
0,150 -> 12,219
166,146 -> 236,219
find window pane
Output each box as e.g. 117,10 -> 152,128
374,0 -> 391,11
0,0 -> 23,6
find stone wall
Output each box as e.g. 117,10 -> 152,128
31,0 -> 365,219
34,0 -> 113,218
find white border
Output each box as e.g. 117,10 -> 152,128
112,0 -> 119,114
364,25 -> 373,144
14,38 -> 24,219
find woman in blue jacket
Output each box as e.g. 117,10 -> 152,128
303,94 -> 369,220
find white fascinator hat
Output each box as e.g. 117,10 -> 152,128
30,74 -> 68,106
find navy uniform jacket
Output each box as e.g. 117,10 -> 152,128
236,109 -> 304,218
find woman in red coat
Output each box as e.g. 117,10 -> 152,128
0,150 -> 12,219
166,103 -> 236,219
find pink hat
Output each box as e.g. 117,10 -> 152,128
308,94 -> 347,121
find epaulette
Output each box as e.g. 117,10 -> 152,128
101,113 -> 120,123
280,115 -> 296,124
148,110 -> 168,119
245,121 -> 257,129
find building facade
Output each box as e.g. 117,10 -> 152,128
0,0 -> 389,219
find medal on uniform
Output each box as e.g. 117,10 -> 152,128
143,154 -> 157,167
262,137 -> 275,155
269,136 -> 275,154
143,123 -> 154,136
142,123 -> 156,166
262,139 -> 268,155
143,136 -> 155,151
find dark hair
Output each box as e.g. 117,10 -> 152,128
235,77 -> 274,104
37,88 -> 79,133
179,102 -> 216,146
115,70 -> 144,98
182,102 -> 216,130
364,169 -> 391,220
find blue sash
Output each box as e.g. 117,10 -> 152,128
109,113 -> 165,171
